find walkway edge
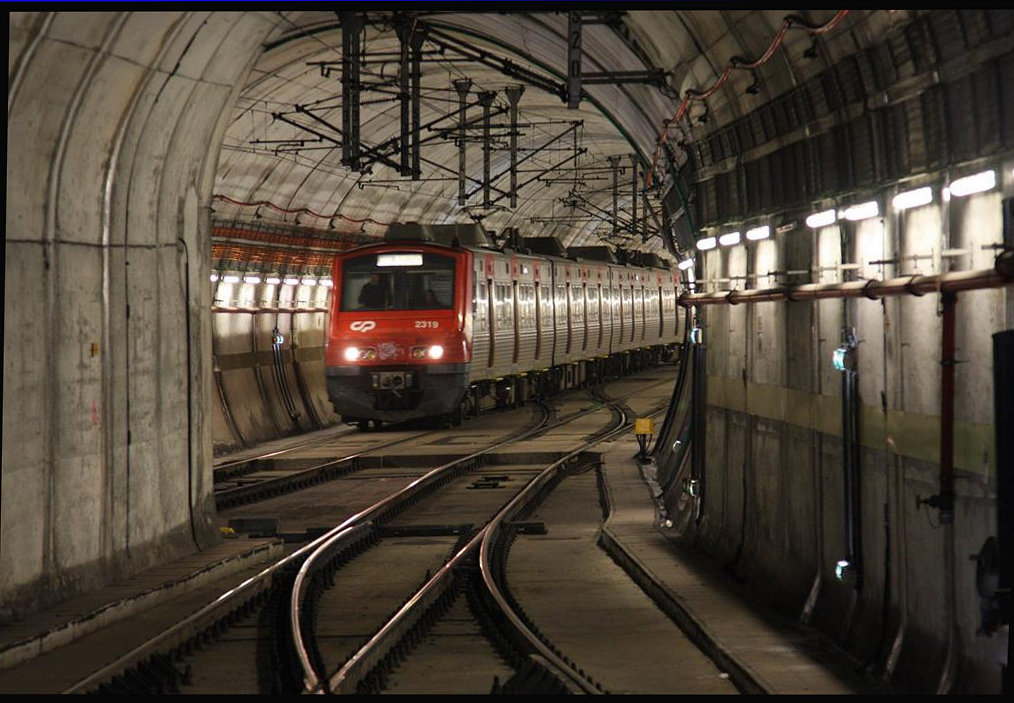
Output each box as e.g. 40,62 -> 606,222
596,524 -> 771,695
0,539 -> 282,671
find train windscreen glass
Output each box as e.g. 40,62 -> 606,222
341,252 -> 455,311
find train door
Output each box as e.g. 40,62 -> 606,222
556,281 -> 569,361
608,279 -> 618,353
534,282 -> 543,360
587,284 -> 600,352
620,282 -> 628,344
613,275 -> 621,350
538,281 -> 552,365
656,285 -> 664,341
486,278 -> 495,369
570,282 -> 585,355
512,280 -> 520,366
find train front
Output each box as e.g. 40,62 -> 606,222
324,244 -> 472,427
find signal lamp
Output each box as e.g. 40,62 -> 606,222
832,346 -> 855,373
835,558 -> 857,587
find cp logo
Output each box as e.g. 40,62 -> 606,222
349,320 -> 376,332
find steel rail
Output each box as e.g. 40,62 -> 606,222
301,375 -> 671,693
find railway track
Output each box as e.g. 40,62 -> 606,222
211,369 -> 671,513
62,365 -> 711,695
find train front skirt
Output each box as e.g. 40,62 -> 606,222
326,362 -> 469,423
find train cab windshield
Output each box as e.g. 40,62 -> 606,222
341,251 -> 455,311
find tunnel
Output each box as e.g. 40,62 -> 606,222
4,8 -> 1013,694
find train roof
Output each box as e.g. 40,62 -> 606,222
520,236 -> 567,258
566,246 -> 618,264
385,221 -> 493,248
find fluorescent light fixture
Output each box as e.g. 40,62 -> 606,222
243,275 -> 261,284
677,257 -> 694,271
949,169 -> 996,197
805,209 -> 837,228
746,225 -> 770,241
718,231 -> 741,246
320,278 -> 334,287
696,236 -> 717,251
892,187 -> 933,211
265,276 -> 282,285
221,274 -> 241,284
377,253 -> 423,267
841,200 -> 879,221
283,277 -> 300,286
301,277 -> 317,286
210,273 -> 219,282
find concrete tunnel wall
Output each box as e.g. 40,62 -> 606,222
4,13 -> 1011,694
3,11 -> 279,620
210,279 -> 337,454
663,180 -> 1012,693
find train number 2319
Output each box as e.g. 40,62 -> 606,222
414,320 -> 439,329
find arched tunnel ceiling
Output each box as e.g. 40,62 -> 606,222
211,8 -> 884,260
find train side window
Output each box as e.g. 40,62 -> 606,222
475,281 -> 487,332
503,283 -> 513,325
570,284 -> 583,324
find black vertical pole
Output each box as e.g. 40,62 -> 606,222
396,17 -> 411,176
454,79 -> 471,206
411,28 -> 424,180
479,91 -> 495,209
567,11 -> 582,109
995,330 -> 1014,693
691,316 -> 706,520
630,154 -> 638,240
505,85 -> 523,209
340,12 -> 362,171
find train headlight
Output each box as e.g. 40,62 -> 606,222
344,346 -> 360,362
411,345 -> 444,360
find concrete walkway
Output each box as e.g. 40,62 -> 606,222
598,436 -> 898,695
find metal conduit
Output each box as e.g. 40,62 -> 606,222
677,250 -> 1011,687
677,253 -> 1014,307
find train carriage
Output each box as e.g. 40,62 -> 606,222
325,223 -> 682,428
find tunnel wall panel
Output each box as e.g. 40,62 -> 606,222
667,176 -> 1011,691
2,11 -> 278,622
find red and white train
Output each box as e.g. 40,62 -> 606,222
324,223 -> 684,428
